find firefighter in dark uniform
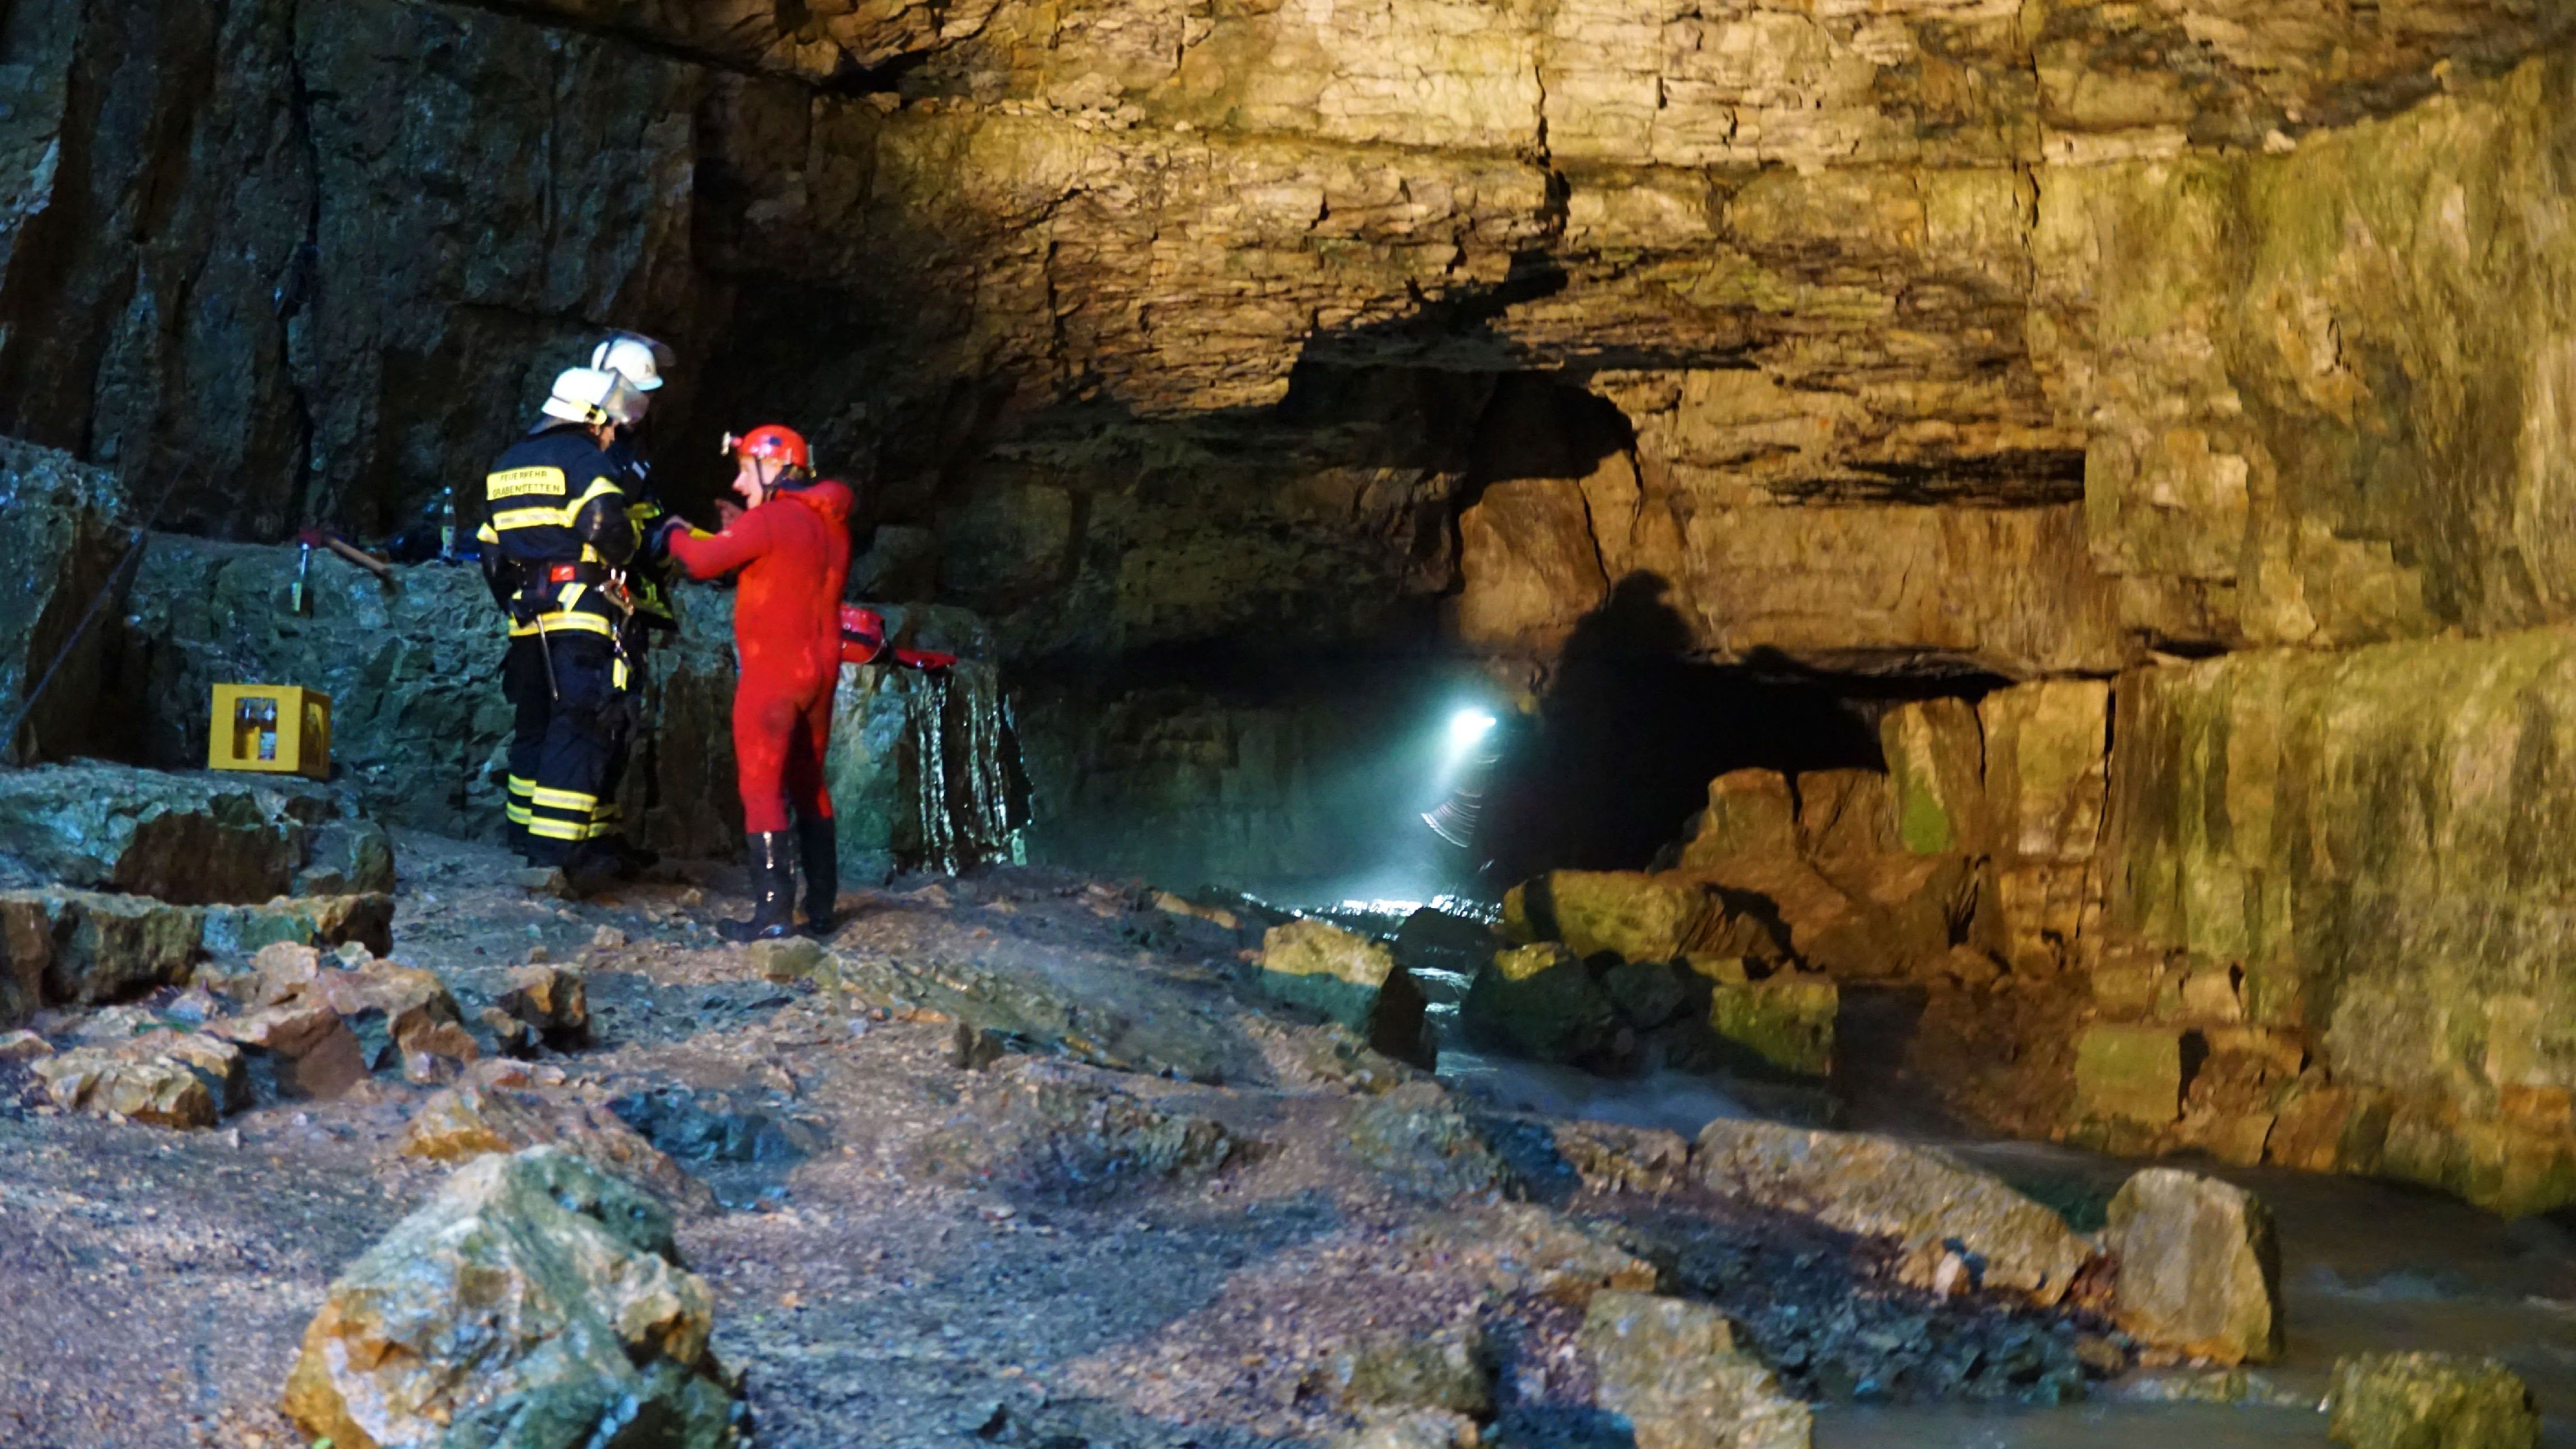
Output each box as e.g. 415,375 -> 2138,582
476,365 -> 648,873
581,332 -> 682,866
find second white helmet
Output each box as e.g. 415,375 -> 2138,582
590,331 -> 675,393
538,366 -> 646,428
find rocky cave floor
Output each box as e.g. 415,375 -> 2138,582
3,831 -> 2575,1448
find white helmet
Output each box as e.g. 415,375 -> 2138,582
538,366 -> 646,428
590,331 -> 674,393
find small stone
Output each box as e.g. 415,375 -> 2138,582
746,936 -> 827,983
479,1005 -> 540,1058
526,945 -> 551,964
0,1028 -> 52,1062
2326,1352 -> 2538,1449
1328,1409 -> 1481,1449
497,964 -> 590,1049
590,925 -> 626,950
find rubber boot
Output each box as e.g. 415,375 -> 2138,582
796,815 -> 839,936
719,832 -> 796,942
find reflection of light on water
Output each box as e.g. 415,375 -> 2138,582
1335,898 -> 1424,919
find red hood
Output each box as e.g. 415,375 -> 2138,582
786,478 -> 853,527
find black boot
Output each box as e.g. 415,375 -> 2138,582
719,832 -> 796,942
796,815 -> 839,936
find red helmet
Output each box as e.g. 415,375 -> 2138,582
722,424 -> 810,473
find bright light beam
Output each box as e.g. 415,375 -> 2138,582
1445,708 -> 1498,756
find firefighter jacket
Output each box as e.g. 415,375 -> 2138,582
473,425 -> 642,643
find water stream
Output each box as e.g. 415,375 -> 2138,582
1441,1046 -> 2576,1447
1284,896 -> 2576,1448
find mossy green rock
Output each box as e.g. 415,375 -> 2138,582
1707,974 -> 1837,1078
2073,1023 -> 2183,1127
1880,698 -> 1984,856
1461,941 -> 1620,1064
2326,1352 -> 2538,1449
1259,918 -> 1428,1062
281,1147 -> 741,1449
1502,870 -> 1742,962
2103,629 -> 2576,1210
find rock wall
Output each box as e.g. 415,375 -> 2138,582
6,0 -> 2564,672
2088,634 -> 2576,1214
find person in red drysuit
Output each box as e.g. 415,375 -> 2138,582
659,425 -> 852,940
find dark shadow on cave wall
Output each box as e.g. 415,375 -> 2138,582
1476,572 -> 2004,884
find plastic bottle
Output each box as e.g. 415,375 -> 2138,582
439,485 -> 457,562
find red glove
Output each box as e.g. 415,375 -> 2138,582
892,648 -> 957,672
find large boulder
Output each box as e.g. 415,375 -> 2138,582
820,650 -> 1029,879
1579,1291 -> 1811,1449
1257,918 -> 1428,1063
1695,1118 -> 2095,1305
0,440 -> 131,766
0,762 -> 318,904
2105,1168 -> 2283,1364
1461,941 -> 1620,1064
1678,769 -> 1800,868
2326,1352 -> 2538,1449
1503,870 -> 1782,964
0,887 -> 203,1010
281,1148 -> 744,1448
0,887 -> 393,1028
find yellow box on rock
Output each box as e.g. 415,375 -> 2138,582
209,684 -> 331,780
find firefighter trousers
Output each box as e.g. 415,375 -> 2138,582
502,632 -> 630,864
